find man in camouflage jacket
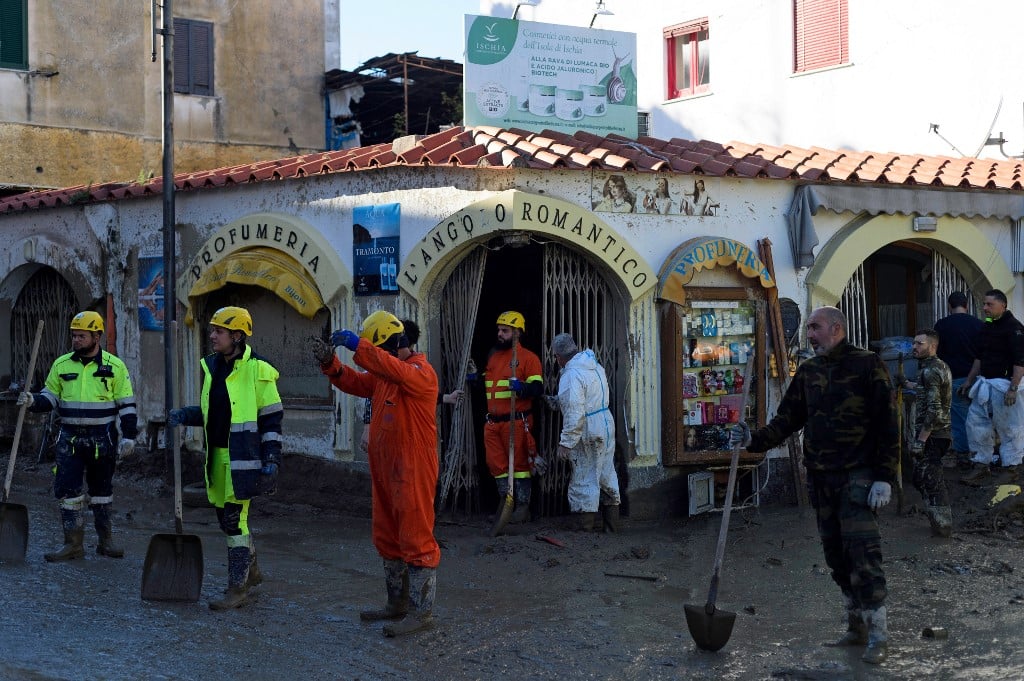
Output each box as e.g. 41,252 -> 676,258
732,306 -> 898,664
903,329 -> 953,537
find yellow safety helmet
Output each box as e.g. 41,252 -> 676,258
69,311 -> 104,333
496,310 -> 525,332
361,310 -> 404,347
210,306 -> 253,336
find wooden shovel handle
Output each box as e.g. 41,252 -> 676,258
3,320 -> 45,503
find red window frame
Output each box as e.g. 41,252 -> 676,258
664,18 -> 710,99
793,0 -> 848,73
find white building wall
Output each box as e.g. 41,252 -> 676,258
481,0 -> 1024,161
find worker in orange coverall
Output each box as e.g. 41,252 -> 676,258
468,311 -> 545,524
311,311 -> 440,638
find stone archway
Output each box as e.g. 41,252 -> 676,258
806,214 -> 1013,308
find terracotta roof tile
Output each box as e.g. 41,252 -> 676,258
6,125 -> 1024,215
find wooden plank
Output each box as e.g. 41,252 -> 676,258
757,238 -> 808,508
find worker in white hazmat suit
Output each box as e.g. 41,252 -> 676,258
549,333 -> 621,532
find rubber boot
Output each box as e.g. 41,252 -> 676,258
209,546 -> 253,611
246,551 -> 264,589
578,512 -> 597,532
825,608 -> 867,646
509,480 -> 531,524
488,477 -> 510,524
91,503 -> 124,558
601,504 -> 621,533
961,463 -> 992,486
45,508 -> 85,562
360,559 -> 409,621
383,565 -> 435,637
927,505 -> 953,538
861,606 -> 888,664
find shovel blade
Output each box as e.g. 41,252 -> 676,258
141,533 -> 204,602
0,502 -> 29,564
684,603 -> 736,652
489,494 -> 514,537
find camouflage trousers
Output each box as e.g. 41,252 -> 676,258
912,437 -> 951,507
808,469 -> 887,611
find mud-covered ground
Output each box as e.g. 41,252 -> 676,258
2,454 -> 1024,681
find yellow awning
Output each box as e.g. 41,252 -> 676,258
186,247 -> 325,320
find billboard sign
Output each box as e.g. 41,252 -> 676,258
464,15 -> 637,138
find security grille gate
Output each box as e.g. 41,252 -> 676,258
436,248 -> 488,515
11,268 -> 78,391
931,250 -> 976,319
839,250 -> 973,347
435,242 -> 624,518
539,243 -> 624,517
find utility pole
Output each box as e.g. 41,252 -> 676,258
153,0 -> 179,501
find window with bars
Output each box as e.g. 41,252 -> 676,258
664,18 -> 710,99
0,0 -> 27,70
637,111 -> 651,138
793,0 -> 848,73
173,18 -> 214,95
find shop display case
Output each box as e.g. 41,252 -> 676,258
661,287 -> 767,466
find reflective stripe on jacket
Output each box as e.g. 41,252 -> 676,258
182,345 -> 283,500
37,350 -> 138,439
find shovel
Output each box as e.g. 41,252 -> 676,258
141,423 -> 204,601
0,319 -> 44,563
490,336 -> 519,537
685,356 -> 755,652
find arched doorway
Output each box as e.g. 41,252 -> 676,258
434,237 -> 628,519
10,267 -> 78,391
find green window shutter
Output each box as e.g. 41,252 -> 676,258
0,0 -> 28,70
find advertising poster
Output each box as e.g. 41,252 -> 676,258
353,203 -> 401,296
591,173 -> 721,216
138,256 -> 165,331
464,14 -> 637,138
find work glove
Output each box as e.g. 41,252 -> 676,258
331,329 -> 360,351
259,462 -> 279,495
359,426 -> 370,453
510,378 -> 526,395
557,444 -> 572,461
117,439 -> 135,461
867,481 -> 892,511
531,454 -> 548,476
1005,387 -> 1019,407
909,439 -> 925,456
543,395 -> 560,412
728,422 -> 751,449
311,335 -> 335,365
16,391 -> 33,408
167,408 -> 186,428
465,358 -> 478,383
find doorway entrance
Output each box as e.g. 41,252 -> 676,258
434,238 -> 628,519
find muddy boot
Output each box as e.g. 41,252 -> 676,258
45,507 -> 85,562
926,505 -> 953,538
824,606 -> 867,646
861,606 -> 888,664
91,503 -> 124,558
601,504 -> 621,533
961,463 -> 992,486
955,451 -> 973,471
360,559 -> 409,621
577,512 -> 597,532
509,481 -> 531,524
209,546 -> 253,611
383,565 -> 435,637
245,552 -> 264,589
